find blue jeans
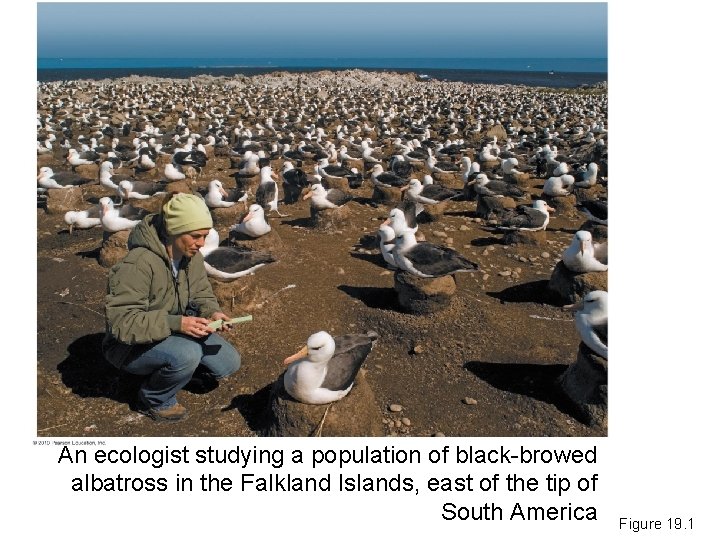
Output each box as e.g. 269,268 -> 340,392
122,333 -> 241,410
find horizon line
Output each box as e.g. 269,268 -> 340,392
38,56 -> 608,60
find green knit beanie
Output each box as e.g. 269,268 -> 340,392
162,193 -> 213,235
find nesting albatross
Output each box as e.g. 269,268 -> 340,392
562,230 -> 608,273
231,203 -> 271,238
390,228 -> 478,278
283,330 -> 379,405
199,228 -> 275,281
496,199 -> 555,231
302,182 -> 352,210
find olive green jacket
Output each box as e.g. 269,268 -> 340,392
102,214 -> 220,368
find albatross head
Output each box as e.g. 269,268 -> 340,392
303,183 -> 319,200
533,199 -> 555,213
210,179 -> 228,197
283,331 -> 336,365
563,290 -> 608,324
118,180 -> 134,200
572,230 -> 593,255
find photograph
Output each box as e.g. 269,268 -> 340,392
36,1 -> 608,438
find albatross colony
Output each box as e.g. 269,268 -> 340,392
36,69 -> 608,437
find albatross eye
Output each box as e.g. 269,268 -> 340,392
310,346 -> 322,351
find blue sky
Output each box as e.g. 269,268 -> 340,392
37,2 -> 607,58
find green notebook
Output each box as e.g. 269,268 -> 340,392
208,315 -> 253,330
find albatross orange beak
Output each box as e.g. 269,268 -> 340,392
283,345 -> 308,365
302,191 -> 313,200
242,211 -> 254,223
562,300 -> 583,312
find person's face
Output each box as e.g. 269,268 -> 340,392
171,229 -> 210,258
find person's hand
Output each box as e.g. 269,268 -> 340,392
210,312 -> 232,332
181,316 -> 211,338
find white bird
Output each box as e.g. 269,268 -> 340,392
98,197 -> 142,233
67,148 -> 97,167
467,173 -> 525,199
199,228 -> 275,281
426,154 -> 460,174
117,179 -> 165,200
302,182 -> 352,210
231,204 -> 271,238
37,166 -> 94,189
573,163 -> 599,188
282,330 -> 379,405
362,146 -> 382,164
164,163 -> 186,181
501,157 -> 520,175
564,290 -> 608,358
562,230 -> 608,272
370,164 -> 410,188
37,139 -> 53,155
400,178 -> 461,205
477,145 -> 500,163
497,199 -> 555,231
552,162 -> 570,176
138,152 -> 156,170
543,174 -> 575,196
384,205 -> 419,236
204,179 -> 246,208
255,165 -> 286,216
236,153 -> 261,175
390,228 -> 478,278
98,161 -> 135,191
64,209 -> 101,234
377,224 -> 397,268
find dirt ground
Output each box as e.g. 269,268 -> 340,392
37,151 -> 606,438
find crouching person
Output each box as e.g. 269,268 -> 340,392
102,193 -> 241,422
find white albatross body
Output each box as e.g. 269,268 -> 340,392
255,165 -> 285,216
164,163 -> 186,181
543,174 -> 575,196
64,209 -> 101,233
377,224 -> 397,268
562,230 -> 608,272
231,204 -> 271,238
565,290 -> 608,358
205,179 -> 245,208
98,197 -> 141,232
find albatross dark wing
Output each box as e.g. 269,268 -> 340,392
203,248 -> 275,274
255,182 -> 276,209
404,243 -> 478,276
593,323 -> 608,348
422,184 -> 463,201
321,332 -> 378,391
326,188 -> 352,207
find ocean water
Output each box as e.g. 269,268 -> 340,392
37,58 -> 608,88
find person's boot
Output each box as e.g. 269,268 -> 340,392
142,402 -> 187,423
